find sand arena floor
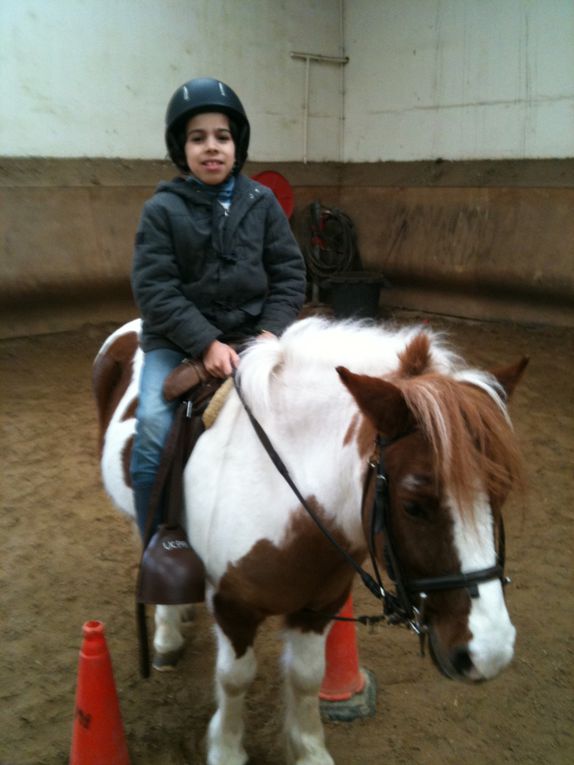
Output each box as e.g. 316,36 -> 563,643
1,313 -> 572,764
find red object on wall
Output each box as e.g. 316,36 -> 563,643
251,170 -> 295,219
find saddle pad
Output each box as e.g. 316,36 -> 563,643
202,377 -> 234,429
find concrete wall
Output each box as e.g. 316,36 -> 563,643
2,157 -> 572,337
344,0 -> 574,160
0,0 -> 343,162
4,1 -> 572,163
1,1 -> 573,337
335,162 -> 574,325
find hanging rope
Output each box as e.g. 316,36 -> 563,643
303,202 -> 360,281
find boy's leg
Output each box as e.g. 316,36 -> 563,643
131,347 -> 186,538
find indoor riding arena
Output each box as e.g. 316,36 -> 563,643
1,3 -> 573,764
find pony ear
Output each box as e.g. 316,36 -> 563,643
490,356 -> 529,398
336,366 -> 413,438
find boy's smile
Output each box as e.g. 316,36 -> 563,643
185,112 -> 236,184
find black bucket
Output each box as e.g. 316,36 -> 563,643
320,273 -> 387,319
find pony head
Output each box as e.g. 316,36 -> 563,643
337,346 -> 528,682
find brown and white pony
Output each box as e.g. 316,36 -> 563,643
93,316 -> 526,765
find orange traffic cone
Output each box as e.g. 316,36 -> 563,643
320,595 -> 365,701
319,595 -> 376,721
70,620 -> 130,765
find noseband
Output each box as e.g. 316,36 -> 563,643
234,377 -> 510,649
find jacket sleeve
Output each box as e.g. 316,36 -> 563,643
131,199 -> 222,357
255,194 -> 307,335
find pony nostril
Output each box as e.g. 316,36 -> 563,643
451,646 -> 473,676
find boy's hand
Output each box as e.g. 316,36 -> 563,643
202,340 -> 240,378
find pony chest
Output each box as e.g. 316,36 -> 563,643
212,506 -> 365,615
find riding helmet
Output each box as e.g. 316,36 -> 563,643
165,77 -> 250,174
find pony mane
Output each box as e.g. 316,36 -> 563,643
396,371 -> 524,513
238,317 -> 523,513
238,317 -> 458,409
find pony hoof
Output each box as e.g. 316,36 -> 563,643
152,647 -> 184,672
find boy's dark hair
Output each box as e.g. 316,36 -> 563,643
166,78 -> 250,174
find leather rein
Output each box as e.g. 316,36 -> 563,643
233,375 -> 510,651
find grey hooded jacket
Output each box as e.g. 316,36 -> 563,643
131,174 -> 306,358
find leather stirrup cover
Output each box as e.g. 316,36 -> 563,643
137,524 -> 206,605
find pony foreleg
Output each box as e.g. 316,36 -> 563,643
152,604 -> 191,671
282,629 -> 334,765
207,624 -> 257,765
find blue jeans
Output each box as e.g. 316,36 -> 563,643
130,348 -> 186,489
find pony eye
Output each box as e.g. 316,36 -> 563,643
404,501 -> 426,519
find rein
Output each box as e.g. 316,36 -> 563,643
233,374 -> 510,651
232,373 -> 385,603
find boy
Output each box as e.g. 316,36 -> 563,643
130,77 -> 306,536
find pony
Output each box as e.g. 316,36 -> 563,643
93,316 -> 527,765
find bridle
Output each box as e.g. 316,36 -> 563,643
363,433 -> 509,652
234,376 -> 510,651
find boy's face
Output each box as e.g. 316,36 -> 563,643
185,112 -> 236,184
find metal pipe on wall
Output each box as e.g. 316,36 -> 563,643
304,55 -> 310,163
339,0 -> 346,163
290,49 -> 349,164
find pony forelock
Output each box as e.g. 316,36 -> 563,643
397,372 -> 523,513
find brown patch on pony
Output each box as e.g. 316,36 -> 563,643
342,401 -> 376,461
92,331 -> 138,454
122,436 -> 133,489
427,591 -> 472,660
122,399 -> 137,422
213,497 -> 365,656
343,410 -> 377,467
398,333 -> 433,378
396,374 -> 524,515
343,413 -> 359,446
356,416 -> 377,461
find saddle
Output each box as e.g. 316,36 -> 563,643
162,357 -> 213,402
163,357 -> 235,429
136,359 -> 229,607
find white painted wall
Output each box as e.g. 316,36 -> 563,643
1,0 -> 572,162
0,0 -> 342,162
344,0 -> 574,160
